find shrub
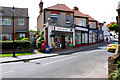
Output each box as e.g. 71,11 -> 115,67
1,40 -> 31,49
15,37 -> 30,41
21,38 -> 30,41
15,37 -> 24,40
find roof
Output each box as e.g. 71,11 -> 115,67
85,14 -> 97,21
45,4 -> 73,12
73,10 -> 88,18
0,6 -> 28,17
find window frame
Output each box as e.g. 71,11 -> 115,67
78,19 -> 85,26
18,18 -> 24,26
51,14 -> 58,23
66,15 -> 70,23
0,18 -> 11,25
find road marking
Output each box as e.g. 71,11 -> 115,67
85,63 -> 107,78
43,56 -> 77,65
0,70 -> 14,75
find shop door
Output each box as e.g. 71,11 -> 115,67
61,35 -> 65,49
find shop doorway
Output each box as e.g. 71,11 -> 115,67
61,35 -> 65,49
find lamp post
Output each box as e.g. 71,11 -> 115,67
12,6 -> 15,57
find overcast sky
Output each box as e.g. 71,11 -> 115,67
0,0 -> 119,31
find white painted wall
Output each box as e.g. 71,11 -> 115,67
102,23 -> 111,42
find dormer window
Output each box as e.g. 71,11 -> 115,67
66,15 -> 70,23
51,14 -> 58,23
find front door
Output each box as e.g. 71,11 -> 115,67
61,35 -> 65,49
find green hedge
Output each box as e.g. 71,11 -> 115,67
1,40 -> 31,49
15,37 -> 30,41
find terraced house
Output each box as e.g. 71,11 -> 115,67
37,1 -> 104,49
0,6 -> 29,41
73,6 -> 103,47
37,1 -> 75,49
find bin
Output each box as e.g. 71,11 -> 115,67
45,45 -> 50,52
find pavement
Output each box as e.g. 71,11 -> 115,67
0,43 -> 107,63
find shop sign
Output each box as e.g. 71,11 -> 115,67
53,26 -> 73,32
75,27 -> 88,31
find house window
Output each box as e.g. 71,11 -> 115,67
51,14 -> 58,22
20,34 -> 25,37
90,23 -> 95,28
74,19 -> 76,25
78,19 -> 85,26
0,34 -> 11,41
66,15 -> 70,23
18,18 -> 24,26
0,18 -> 11,25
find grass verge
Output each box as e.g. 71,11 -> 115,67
0,52 -> 33,57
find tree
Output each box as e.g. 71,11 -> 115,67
29,30 -> 36,33
107,22 -> 118,38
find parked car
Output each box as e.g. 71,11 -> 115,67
107,42 -> 118,52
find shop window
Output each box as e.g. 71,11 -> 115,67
75,31 -> 81,44
78,19 -> 85,26
51,14 -> 58,23
18,18 -> 24,26
0,18 -> 11,25
85,33 -> 88,43
65,36 -> 73,47
89,33 -> 92,43
66,15 -> 70,23
82,33 -> 85,43
93,33 -> 96,43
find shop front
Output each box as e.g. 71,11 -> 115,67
89,29 -> 97,44
75,26 -> 88,47
47,26 -> 74,49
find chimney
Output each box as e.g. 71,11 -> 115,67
39,0 -> 43,14
73,6 -> 79,10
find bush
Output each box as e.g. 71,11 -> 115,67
21,38 -> 30,41
1,40 -> 31,49
15,37 -> 24,40
15,37 -> 30,41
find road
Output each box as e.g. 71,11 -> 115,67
1,45 -> 114,78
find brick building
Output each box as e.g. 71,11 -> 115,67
0,6 -> 29,40
37,1 -> 75,49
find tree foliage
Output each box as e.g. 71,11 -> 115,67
107,22 -> 118,33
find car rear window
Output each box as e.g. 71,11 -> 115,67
112,42 -> 118,44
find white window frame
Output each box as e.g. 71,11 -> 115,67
78,19 -> 85,26
51,14 -> 58,22
20,34 -> 25,37
66,15 -> 70,23
18,18 -> 24,26
0,18 -> 11,25
90,23 -> 95,28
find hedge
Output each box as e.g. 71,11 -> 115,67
1,40 -> 31,49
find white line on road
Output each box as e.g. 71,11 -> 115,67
85,63 -> 107,78
43,56 -> 77,65
0,70 -> 14,75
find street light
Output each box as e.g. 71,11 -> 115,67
11,6 -> 15,57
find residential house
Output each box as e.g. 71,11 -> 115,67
0,6 -> 29,41
37,1 -> 75,49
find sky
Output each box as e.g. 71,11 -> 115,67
0,0 -> 120,31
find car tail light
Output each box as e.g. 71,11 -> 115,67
108,45 -> 112,47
